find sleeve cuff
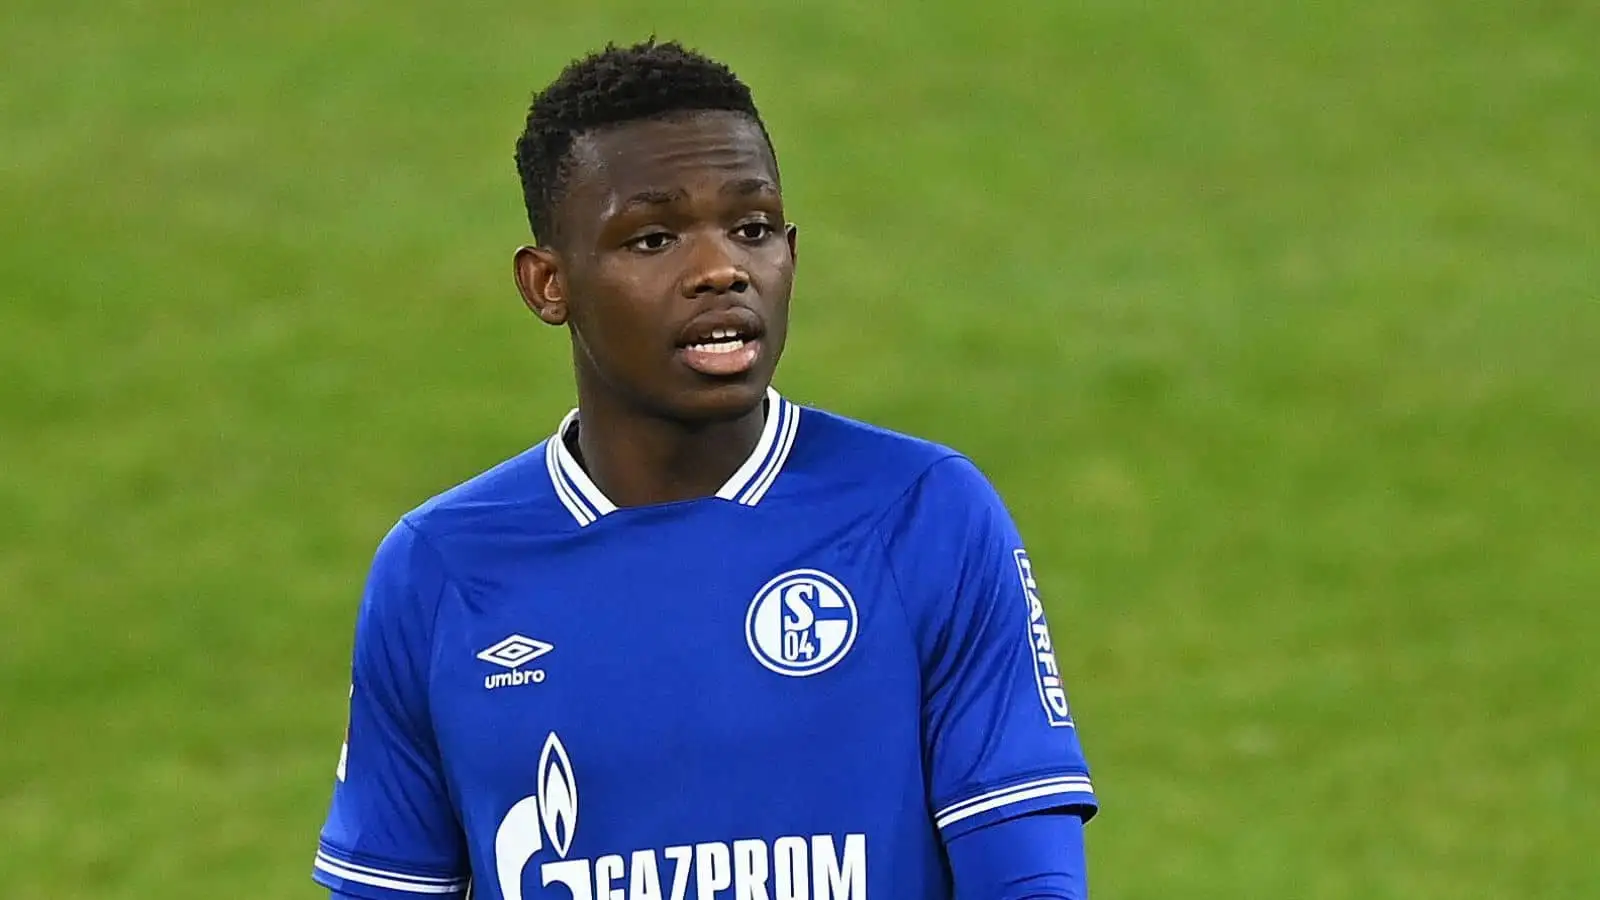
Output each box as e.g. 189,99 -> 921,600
313,847 -> 469,899
934,773 -> 1098,838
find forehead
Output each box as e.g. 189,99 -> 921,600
561,111 -> 778,216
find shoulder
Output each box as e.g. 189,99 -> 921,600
791,404 -> 1004,511
357,441 -> 559,616
794,411 -> 1027,630
393,438 -> 567,548
790,405 -> 978,492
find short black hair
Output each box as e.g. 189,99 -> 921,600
514,39 -> 773,245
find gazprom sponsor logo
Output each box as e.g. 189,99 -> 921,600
1014,550 -> 1074,727
537,733 -> 577,860
540,834 -> 866,900
494,732 -> 868,900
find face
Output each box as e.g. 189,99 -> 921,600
515,111 -> 797,424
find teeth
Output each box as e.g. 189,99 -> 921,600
685,326 -> 750,354
687,338 -> 747,354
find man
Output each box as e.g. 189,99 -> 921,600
313,40 -> 1097,900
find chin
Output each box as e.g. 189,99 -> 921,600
670,377 -> 771,425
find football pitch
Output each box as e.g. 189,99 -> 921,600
2,1 -> 1596,897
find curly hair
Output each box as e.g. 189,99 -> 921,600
514,39 -> 773,245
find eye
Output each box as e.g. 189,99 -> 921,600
733,221 -> 775,243
627,231 -> 676,253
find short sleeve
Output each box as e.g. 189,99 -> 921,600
884,456 -> 1098,841
313,520 -> 471,899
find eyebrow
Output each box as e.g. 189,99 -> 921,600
721,177 -> 778,197
618,189 -> 687,213
613,178 -> 779,216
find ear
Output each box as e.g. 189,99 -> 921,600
514,245 -> 567,326
785,222 -> 799,267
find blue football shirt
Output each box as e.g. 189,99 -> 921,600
314,388 -> 1097,900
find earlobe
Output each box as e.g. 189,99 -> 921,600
513,245 -> 568,327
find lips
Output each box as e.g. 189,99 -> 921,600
676,307 -> 765,377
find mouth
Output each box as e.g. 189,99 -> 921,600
683,327 -> 755,355
676,311 -> 766,378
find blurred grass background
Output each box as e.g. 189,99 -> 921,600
2,1 -> 1597,897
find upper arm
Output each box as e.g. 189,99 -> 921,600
945,812 -> 1088,900
886,457 -> 1099,842
313,520 -> 471,900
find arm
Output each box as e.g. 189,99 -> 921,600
312,520 -> 471,900
884,457 -> 1099,885
945,811 -> 1089,900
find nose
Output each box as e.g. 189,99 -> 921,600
681,235 -> 751,298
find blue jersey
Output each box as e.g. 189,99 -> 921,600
314,388 -> 1097,900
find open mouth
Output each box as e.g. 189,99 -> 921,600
676,316 -> 765,377
683,327 -> 754,356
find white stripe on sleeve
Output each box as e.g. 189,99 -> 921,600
314,852 -> 468,895
934,774 -> 1095,830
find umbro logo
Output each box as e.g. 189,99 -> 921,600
477,634 -> 553,690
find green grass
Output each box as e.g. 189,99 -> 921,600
3,1 -> 1597,897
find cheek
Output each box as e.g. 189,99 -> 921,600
572,272 -> 662,362
757,258 -> 795,320
753,243 -> 795,291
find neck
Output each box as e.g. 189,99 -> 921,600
570,384 -> 768,509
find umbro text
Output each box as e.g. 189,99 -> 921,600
485,669 -> 547,690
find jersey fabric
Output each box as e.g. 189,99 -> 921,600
314,387 -> 1097,900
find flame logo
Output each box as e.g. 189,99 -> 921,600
493,732 -> 578,900
537,732 -> 578,859
493,795 -> 541,900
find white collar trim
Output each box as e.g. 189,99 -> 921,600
545,387 -> 800,526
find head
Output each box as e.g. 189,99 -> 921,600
513,40 -> 797,425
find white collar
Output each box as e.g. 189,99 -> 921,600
544,387 -> 800,526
